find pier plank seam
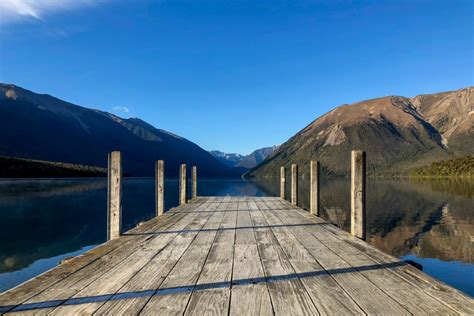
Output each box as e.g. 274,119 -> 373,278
258,200 -> 365,315
5,201 -> 209,315
94,202 -> 222,315
229,201 -> 274,315
250,200 -> 320,315
183,202 -> 237,315
47,204 -> 217,315
139,202 -> 227,314
1,197 -> 472,315
266,200 -> 455,314
0,202 -> 203,314
275,199 -> 474,314
273,199 -> 472,314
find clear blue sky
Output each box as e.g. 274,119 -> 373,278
0,0 -> 472,154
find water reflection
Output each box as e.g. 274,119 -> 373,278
0,178 -> 269,292
0,178 -> 472,295
253,178 -> 474,264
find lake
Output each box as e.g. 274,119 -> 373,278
0,178 -> 472,296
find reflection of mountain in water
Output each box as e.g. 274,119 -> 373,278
417,205 -> 472,262
0,179 -> 269,274
0,179 -> 107,204
253,178 -> 474,263
0,180 -> 108,272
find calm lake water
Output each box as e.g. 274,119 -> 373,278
0,178 -> 472,296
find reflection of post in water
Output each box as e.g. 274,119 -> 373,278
324,207 -> 347,230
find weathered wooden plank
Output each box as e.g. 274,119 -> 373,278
260,200 -> 364,315
268,200 -> 460,315
2,196 -> 472,316
351,150 -> 366,240
230,208 -> 273,315
249,202 -> 319,315
279,199 -> 474,314
280,166 -> 286,199
310,161 -> 320,216
155,160 -> 164,216
139,206 -> 226,315
291,164 -> 298,205
93,202 -> 222,315
10,203 -> 209,315
47,212 -> 210,315
192,166 -> 197,199
184,209 -> 237,315
180,164 -> 187,205
107,151 -> 122,240
0,201 -> 202,314
267,201 -> 409,314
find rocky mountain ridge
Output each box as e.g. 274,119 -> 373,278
246,87 -> 473,178
0,83 -> 238,177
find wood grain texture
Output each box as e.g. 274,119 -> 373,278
180,164 -> 187,205
351,150 -> 366,240
107,151 -> 122,240
291,164 -> 298,205
2,196 -> 472,315
230,206 -> 273,315
280,166 -> 286,199
156,160 -> 164,216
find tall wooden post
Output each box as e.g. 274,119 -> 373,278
155,160 -> 164,216
291,164 -> 298,205
310,160 -> 320,216
180,164 -> 187,205
107,151 -> 122,240
351,150 -> 366,240
192,166 -> 197,199
280,166 -> 286,199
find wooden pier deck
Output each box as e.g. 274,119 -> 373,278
1,196 -> 472,315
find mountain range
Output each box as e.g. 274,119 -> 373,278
246,87 -> 473,178
0,83 -> 238,177
2,83 -> 472,179
210,146 -> 278,170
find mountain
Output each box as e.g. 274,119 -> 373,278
210,146 -> 278,170
236,146 -> 279,169
246,87 -> 473,178
209,151 -> 245,167
0,83 -> 238,177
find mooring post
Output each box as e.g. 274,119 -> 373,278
155,160 -> 164,216
351,150 -> 366,240
310,160 -> 320,216
180,164 -> 187,205
192,165 -> 197,199
107,151 -> 122,240
280,166 -> 286,199
291,164 -> 298,205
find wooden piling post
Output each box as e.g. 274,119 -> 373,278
351,150 -> 366,240
155,160 -> 164,216
310,160 -> 320,216
180,164 -> 187,205
291,164 -> 298,205
192,166 -> 197,199
107,151 -> 122,240
280,166 -> 286,199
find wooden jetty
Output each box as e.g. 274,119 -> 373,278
1,152 -> 473,315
